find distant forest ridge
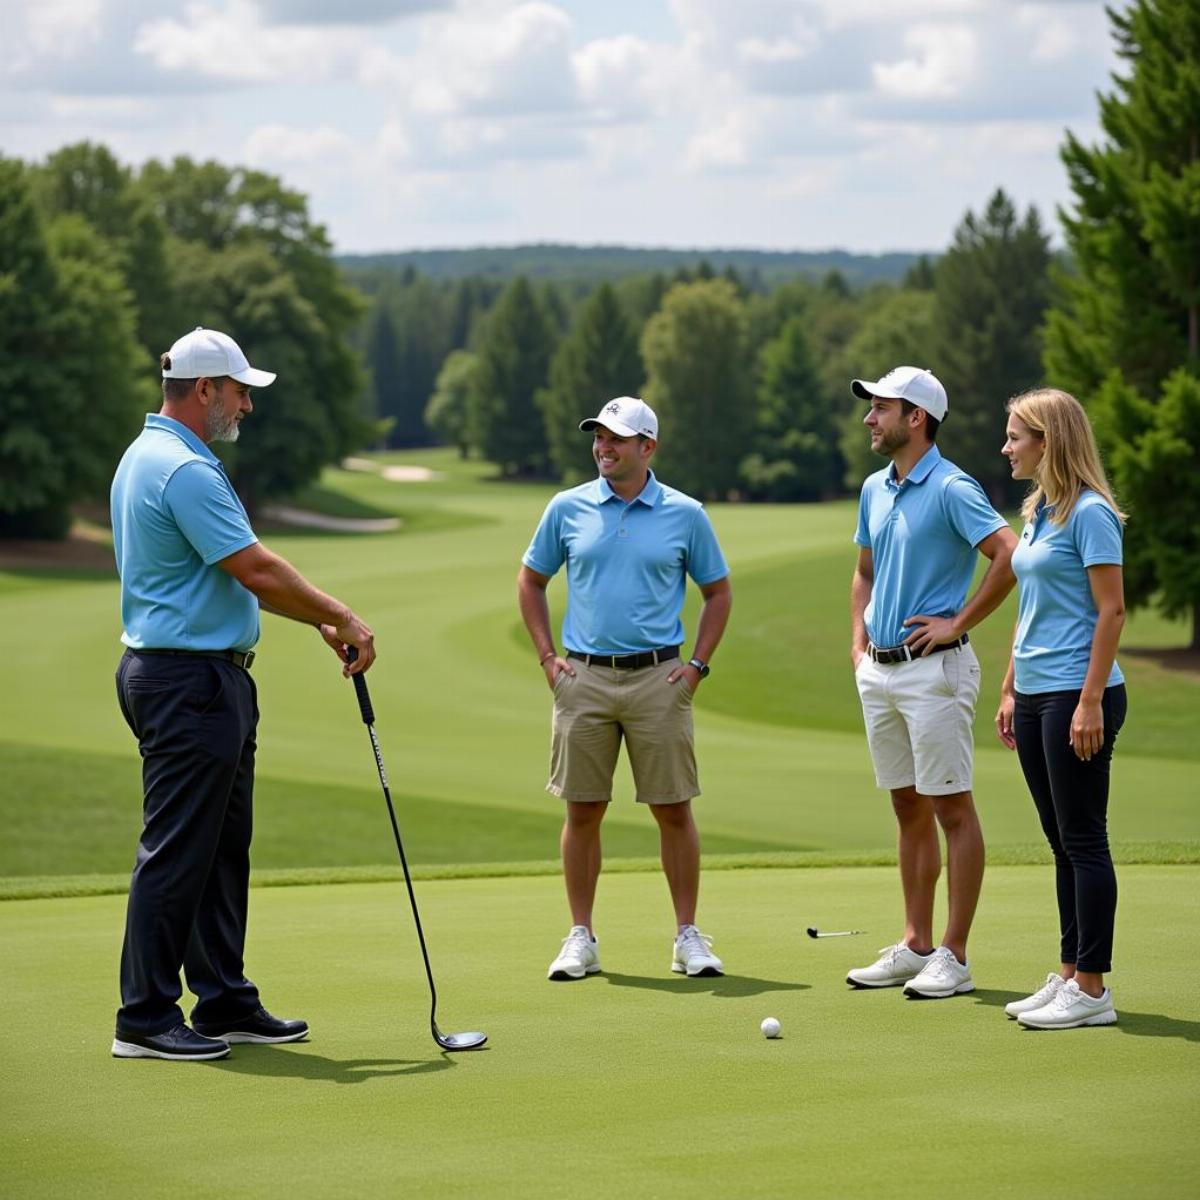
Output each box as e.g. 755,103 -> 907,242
336,244 -> 930,286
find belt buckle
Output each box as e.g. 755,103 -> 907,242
242,650 -> 255,669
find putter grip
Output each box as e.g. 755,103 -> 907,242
345,646 -> 375,725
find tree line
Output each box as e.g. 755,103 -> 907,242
363,194 -> 1049,511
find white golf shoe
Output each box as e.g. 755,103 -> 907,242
1004,972 -> 1067,1019
672,925 -> 724,976
547,926 -> 600,980
846,942 -> 933,989
1017,979 -> 1117,1030
903,946 -> 975,998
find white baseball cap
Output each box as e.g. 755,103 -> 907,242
162,327 -> 276,388
579,396 -> 658,439
851,366 -> 947,422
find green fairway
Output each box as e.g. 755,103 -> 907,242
3,866 -> 1197,1198
0,448 -> 1196,887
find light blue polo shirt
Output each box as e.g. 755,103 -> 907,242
855,445 -> 1007,649
1012,491 -> 1124,695
110,414 -> 260,652
522,471 -> 729,655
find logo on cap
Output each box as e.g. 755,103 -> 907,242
607,401 -> 621,415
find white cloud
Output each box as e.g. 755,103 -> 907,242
1018,5 -> 1081,61
243,122 -> 356,166
872,24 -> 977,100
573,35 -> 659,120
133,0 -> 364,83
25,0 -> 105,57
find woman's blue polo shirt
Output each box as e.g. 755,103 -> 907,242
1011,490 -> 1124,695
522,471 -> 729,655
110,414 -> 260,652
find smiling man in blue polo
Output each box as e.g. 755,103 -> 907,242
517,396 -> 733,983
847,366 -> 1017,1000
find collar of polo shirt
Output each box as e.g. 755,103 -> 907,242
887,443 -> 942,490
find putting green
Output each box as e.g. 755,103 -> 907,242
3,866 -> 1197,1197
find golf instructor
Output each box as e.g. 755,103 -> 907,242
518,397 -> 732,982
109,327 -> 376,1061
847,367 -> 1016,999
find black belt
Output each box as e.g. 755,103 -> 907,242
567,646 -> 680,670
131,647 -> 256,670
868,634 -> 968,665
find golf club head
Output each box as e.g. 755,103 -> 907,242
806,927 -> 819,938
435,1028 -> 488,1051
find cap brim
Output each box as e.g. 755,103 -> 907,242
231,366 -> 276,388
579,417 -> 640,437
851,378 -> 902,401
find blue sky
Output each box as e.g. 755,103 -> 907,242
1,1 -> 1119,254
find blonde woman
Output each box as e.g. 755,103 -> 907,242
995,388 -> 1127,1030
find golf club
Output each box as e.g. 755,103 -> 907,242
806,927 -> 866,938
346,648 -> 487,1051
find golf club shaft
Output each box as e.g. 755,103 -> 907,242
346,653 -> 442,1040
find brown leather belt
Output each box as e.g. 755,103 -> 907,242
868,634 -> 968,665
567,646 -> 680,670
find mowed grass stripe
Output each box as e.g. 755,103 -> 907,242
2,866 -> 1197,1198
1,448 -> 1194,885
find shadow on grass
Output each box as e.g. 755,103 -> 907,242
1114,1012 -> 1200,1042
969,987 -> 1024,1009
600,971 -> 810,998
972,989 -> 1200,1041
210,1044 -> 460,1083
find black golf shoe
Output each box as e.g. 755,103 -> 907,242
192,1007 -> 309,1044
112,1022 -> 230,1060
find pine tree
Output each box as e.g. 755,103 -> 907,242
425,350 -> 478,458
641,280 -> 751,500
741,316 -> 840,500
468,277 -> 557,477
933,189 -> 1051,504
538,283 -> 643,485
1043,0 -> 1200,645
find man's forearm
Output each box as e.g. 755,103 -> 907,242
954,550 -> 1015,635
518,578 -> 556,661
242,553 -> 352,627
850,572 -> 871,654
692,589 -> 732,663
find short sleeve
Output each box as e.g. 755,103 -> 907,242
686,506 -> 729,585
853,485 -> 871,548
1074,498 -> 1123,566
522,496 -> 566,577
942,475 -> 1007,548
163,461 -> 257,565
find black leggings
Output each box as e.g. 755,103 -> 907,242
1013,685 -> 1127,974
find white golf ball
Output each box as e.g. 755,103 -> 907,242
760,1017 -> 781,1039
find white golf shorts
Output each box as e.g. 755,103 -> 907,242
854,642 -> 981,796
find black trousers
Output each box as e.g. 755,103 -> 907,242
1013,684 -> 1127,974
115,650 -> 261,1035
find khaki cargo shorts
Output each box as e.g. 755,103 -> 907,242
547,657 -> 700,805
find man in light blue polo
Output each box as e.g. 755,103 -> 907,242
110,327 -> 376,1061
517,397 -> 733,982
847,366 -> 1016,999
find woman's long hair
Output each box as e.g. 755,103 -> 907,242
1007,388 -> 1126,527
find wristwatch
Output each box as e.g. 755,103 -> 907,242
687,657 -> 710,678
